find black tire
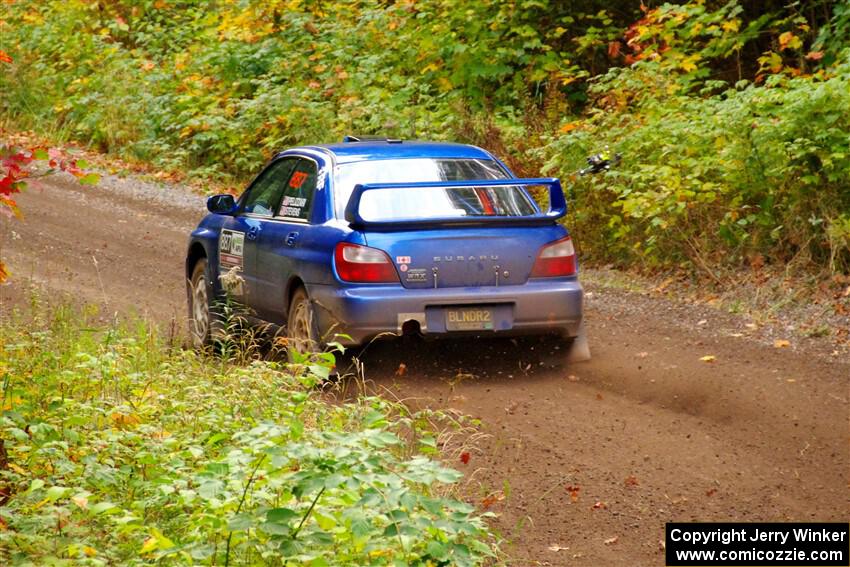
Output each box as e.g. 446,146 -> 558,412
188,258 -> 220,348
286,287 -> 320,361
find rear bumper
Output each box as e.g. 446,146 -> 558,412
309,278 -> 583,346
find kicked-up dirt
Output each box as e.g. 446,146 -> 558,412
2,171 -> 847,566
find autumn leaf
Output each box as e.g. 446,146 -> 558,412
7,462 -> 26,475
559,121 -> 581,134
565,484 -> 580,502
482,492 -> 505,508
420,62 -> 441,74
624,475 -> 639,487
680,55 -> 700,73
806,51 -> 824,61
140,537 -> 158,555
759,51 -> 784,73
699,355 -> 716,363
72,493 -> 89,509
778,31 -> 802,51
0,51 -> 12,64
395,363 -> 407,376
722,19 -> 740,33
773,339 -> 790,348
110,412 -> 140,428
604,536 -> 619,545
459,452 -> 470,465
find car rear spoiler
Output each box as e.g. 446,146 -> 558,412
344,178 -> 567,230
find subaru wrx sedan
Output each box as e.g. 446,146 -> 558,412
185,138 -> 589,361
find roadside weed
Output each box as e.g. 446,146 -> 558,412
0,304 -> 498,565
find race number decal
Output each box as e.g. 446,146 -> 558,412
219,229 -> 245,270
289,171 -> 308,189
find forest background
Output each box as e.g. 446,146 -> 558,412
1,0 -> 849,277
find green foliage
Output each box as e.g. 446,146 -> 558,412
543,50 -> 850,274
0,303 -> 497,565
0,0 -> 644,178
1,0 -> 848,275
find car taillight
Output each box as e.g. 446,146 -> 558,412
530,236 -> 576,277
334,243 -> 399,283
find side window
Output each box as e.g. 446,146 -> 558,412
242,158 -> 298,216
277,159 -> 318,221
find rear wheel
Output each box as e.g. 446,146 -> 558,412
286,287 -> 319,361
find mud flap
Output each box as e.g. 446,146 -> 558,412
565,321 -> 591,363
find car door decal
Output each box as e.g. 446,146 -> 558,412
219,229 -> 245,270
280,196 -> 307,218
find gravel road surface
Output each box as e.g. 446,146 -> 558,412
2,173 -> 847,566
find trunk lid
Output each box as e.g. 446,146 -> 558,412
364,226 -> 566,289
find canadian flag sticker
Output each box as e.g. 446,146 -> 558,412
396,256 -> 412,265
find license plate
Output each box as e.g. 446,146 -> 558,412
445,307 -> 495,331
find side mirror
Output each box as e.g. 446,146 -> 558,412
207,194 -> 236,214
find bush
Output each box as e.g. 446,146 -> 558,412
542,54 -> 850,274
0,303 -> 497,565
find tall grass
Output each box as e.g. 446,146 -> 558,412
0,299 -> 498,565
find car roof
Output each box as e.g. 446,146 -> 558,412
292,141 -> 495,164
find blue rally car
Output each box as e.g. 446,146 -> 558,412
185,137 -> 589,362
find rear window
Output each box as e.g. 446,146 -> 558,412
333,158 -> 538,221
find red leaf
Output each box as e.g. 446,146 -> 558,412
0,175 -> 15,196
806,51 -> 824,61
0,50 -> 11,64
608,41 -> 621,58
459,452 -> 470,465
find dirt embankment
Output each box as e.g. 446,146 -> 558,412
2,173 -> 847,566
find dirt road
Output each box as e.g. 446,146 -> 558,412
2,173 -> 848,566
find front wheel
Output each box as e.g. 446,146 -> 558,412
189,259 -> 213,348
